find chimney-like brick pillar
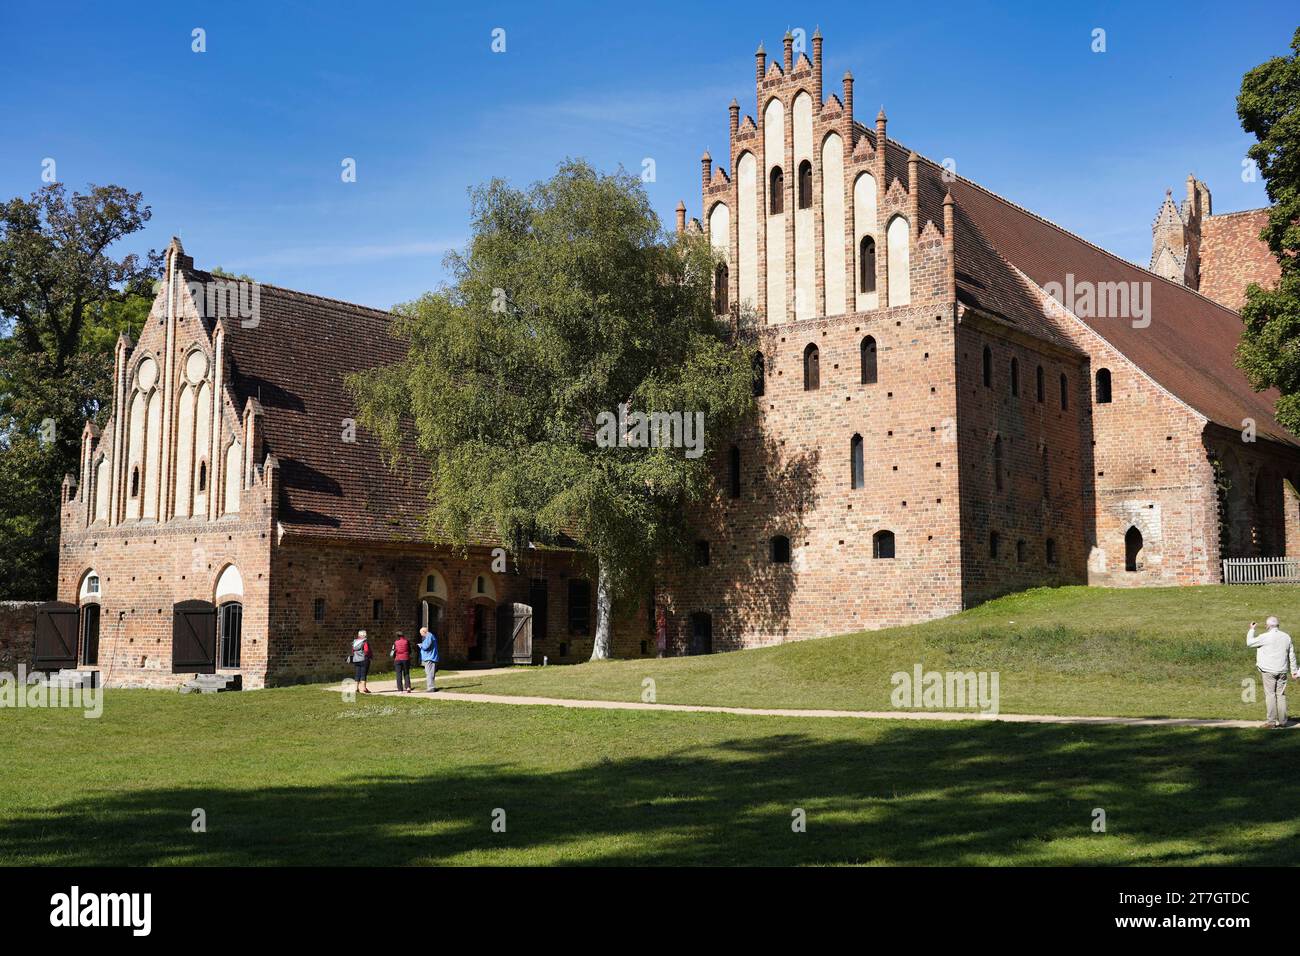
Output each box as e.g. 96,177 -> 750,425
755,42 -> 765,85
729,98 -> 739,165
676,200 -> 686,235
812,28 -> 823,103
701,151 -> 712,192
943,191 -> 956,302
876,108 -> 888,309
783,30 -> 793,72
908,151 -> 920,241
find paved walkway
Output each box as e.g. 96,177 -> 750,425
324,679 -> 1284,729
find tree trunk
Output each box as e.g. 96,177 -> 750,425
589,559 -> 613,660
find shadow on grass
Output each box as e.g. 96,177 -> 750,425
4,720 -> 1299,866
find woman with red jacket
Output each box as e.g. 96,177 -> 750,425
390,632 -> 412,693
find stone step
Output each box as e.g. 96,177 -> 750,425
45,669 -> 100,689
179,673 -> 243,694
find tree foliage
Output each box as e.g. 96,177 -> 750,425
0,183 -> 156,598
1235,27 -> 1300,430
350,161 -> 754,657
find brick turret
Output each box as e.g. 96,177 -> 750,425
908,151 -> 920,241
812,27 -> 823,104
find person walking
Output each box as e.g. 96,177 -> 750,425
349,629 -> 373,695
1247,616 -> 1297,728
391,631 -> 412,693
418,625 -> 439,693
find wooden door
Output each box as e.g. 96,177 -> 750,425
33,601 -> 78,671
172,600 -> 217,674
495,603 -> 533,664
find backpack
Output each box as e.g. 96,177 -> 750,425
349,642 -> 367,664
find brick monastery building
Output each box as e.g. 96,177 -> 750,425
43,31 -> 1294,687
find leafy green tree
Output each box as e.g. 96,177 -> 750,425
351,161 -> 754,658
0,184 -> 157,598
1235,27 -> 1300,430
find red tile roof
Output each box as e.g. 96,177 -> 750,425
937,159 -> 1294,447
213,278 -> 439,543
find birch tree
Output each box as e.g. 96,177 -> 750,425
351,161 -> 754,659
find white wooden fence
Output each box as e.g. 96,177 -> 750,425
1222,557 -> 1300,585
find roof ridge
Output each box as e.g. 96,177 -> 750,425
827,132 -> 1259,317
925,153 -> 1247,317
257,282 -> 395,318
187,267 -> 394,318
1207,206 -> 1271,220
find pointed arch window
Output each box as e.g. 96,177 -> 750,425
859,236 -> 876,294
993,435 -> 1004,492
851,434 -> 865,489
1060,373 -> 1069,410
769,167 -> 784,214
1010,358 -> 1019,397
130,466 -> 140,499
1095,368 -> 1112,404
982,346 -> 992,388
728,444 -> 741,499
1036,365 -> 1045,403
797,160 -> 813,209
860,336 -> 877,385
803,343 -> 820,391
752,352 -> 765,397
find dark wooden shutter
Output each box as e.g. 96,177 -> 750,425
172,600 -> 217,673
33,601 -> 79,670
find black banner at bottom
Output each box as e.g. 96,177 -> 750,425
0,866 -> 1280,942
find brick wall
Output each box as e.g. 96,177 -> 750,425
1205,426 -> 1300,564
57,482 -> 273,689
267,539 -> 650,683
0,602 -> 38,672
660,294 -> 965,651
955,320 -> 1090,605
1199,209 -> 1280,311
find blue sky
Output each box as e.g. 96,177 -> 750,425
0,0 -> 1290,310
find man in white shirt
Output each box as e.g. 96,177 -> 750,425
1247,616 -> 1298,728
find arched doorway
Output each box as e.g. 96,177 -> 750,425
78,569 -> 102,667
416,568 -> 448,643
214,564 -> 244,669
1124,527 -> 1143,572
467,572 -> 497,662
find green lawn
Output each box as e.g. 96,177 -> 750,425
2,685 -> 1299,866
441,585 -> 1300,720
